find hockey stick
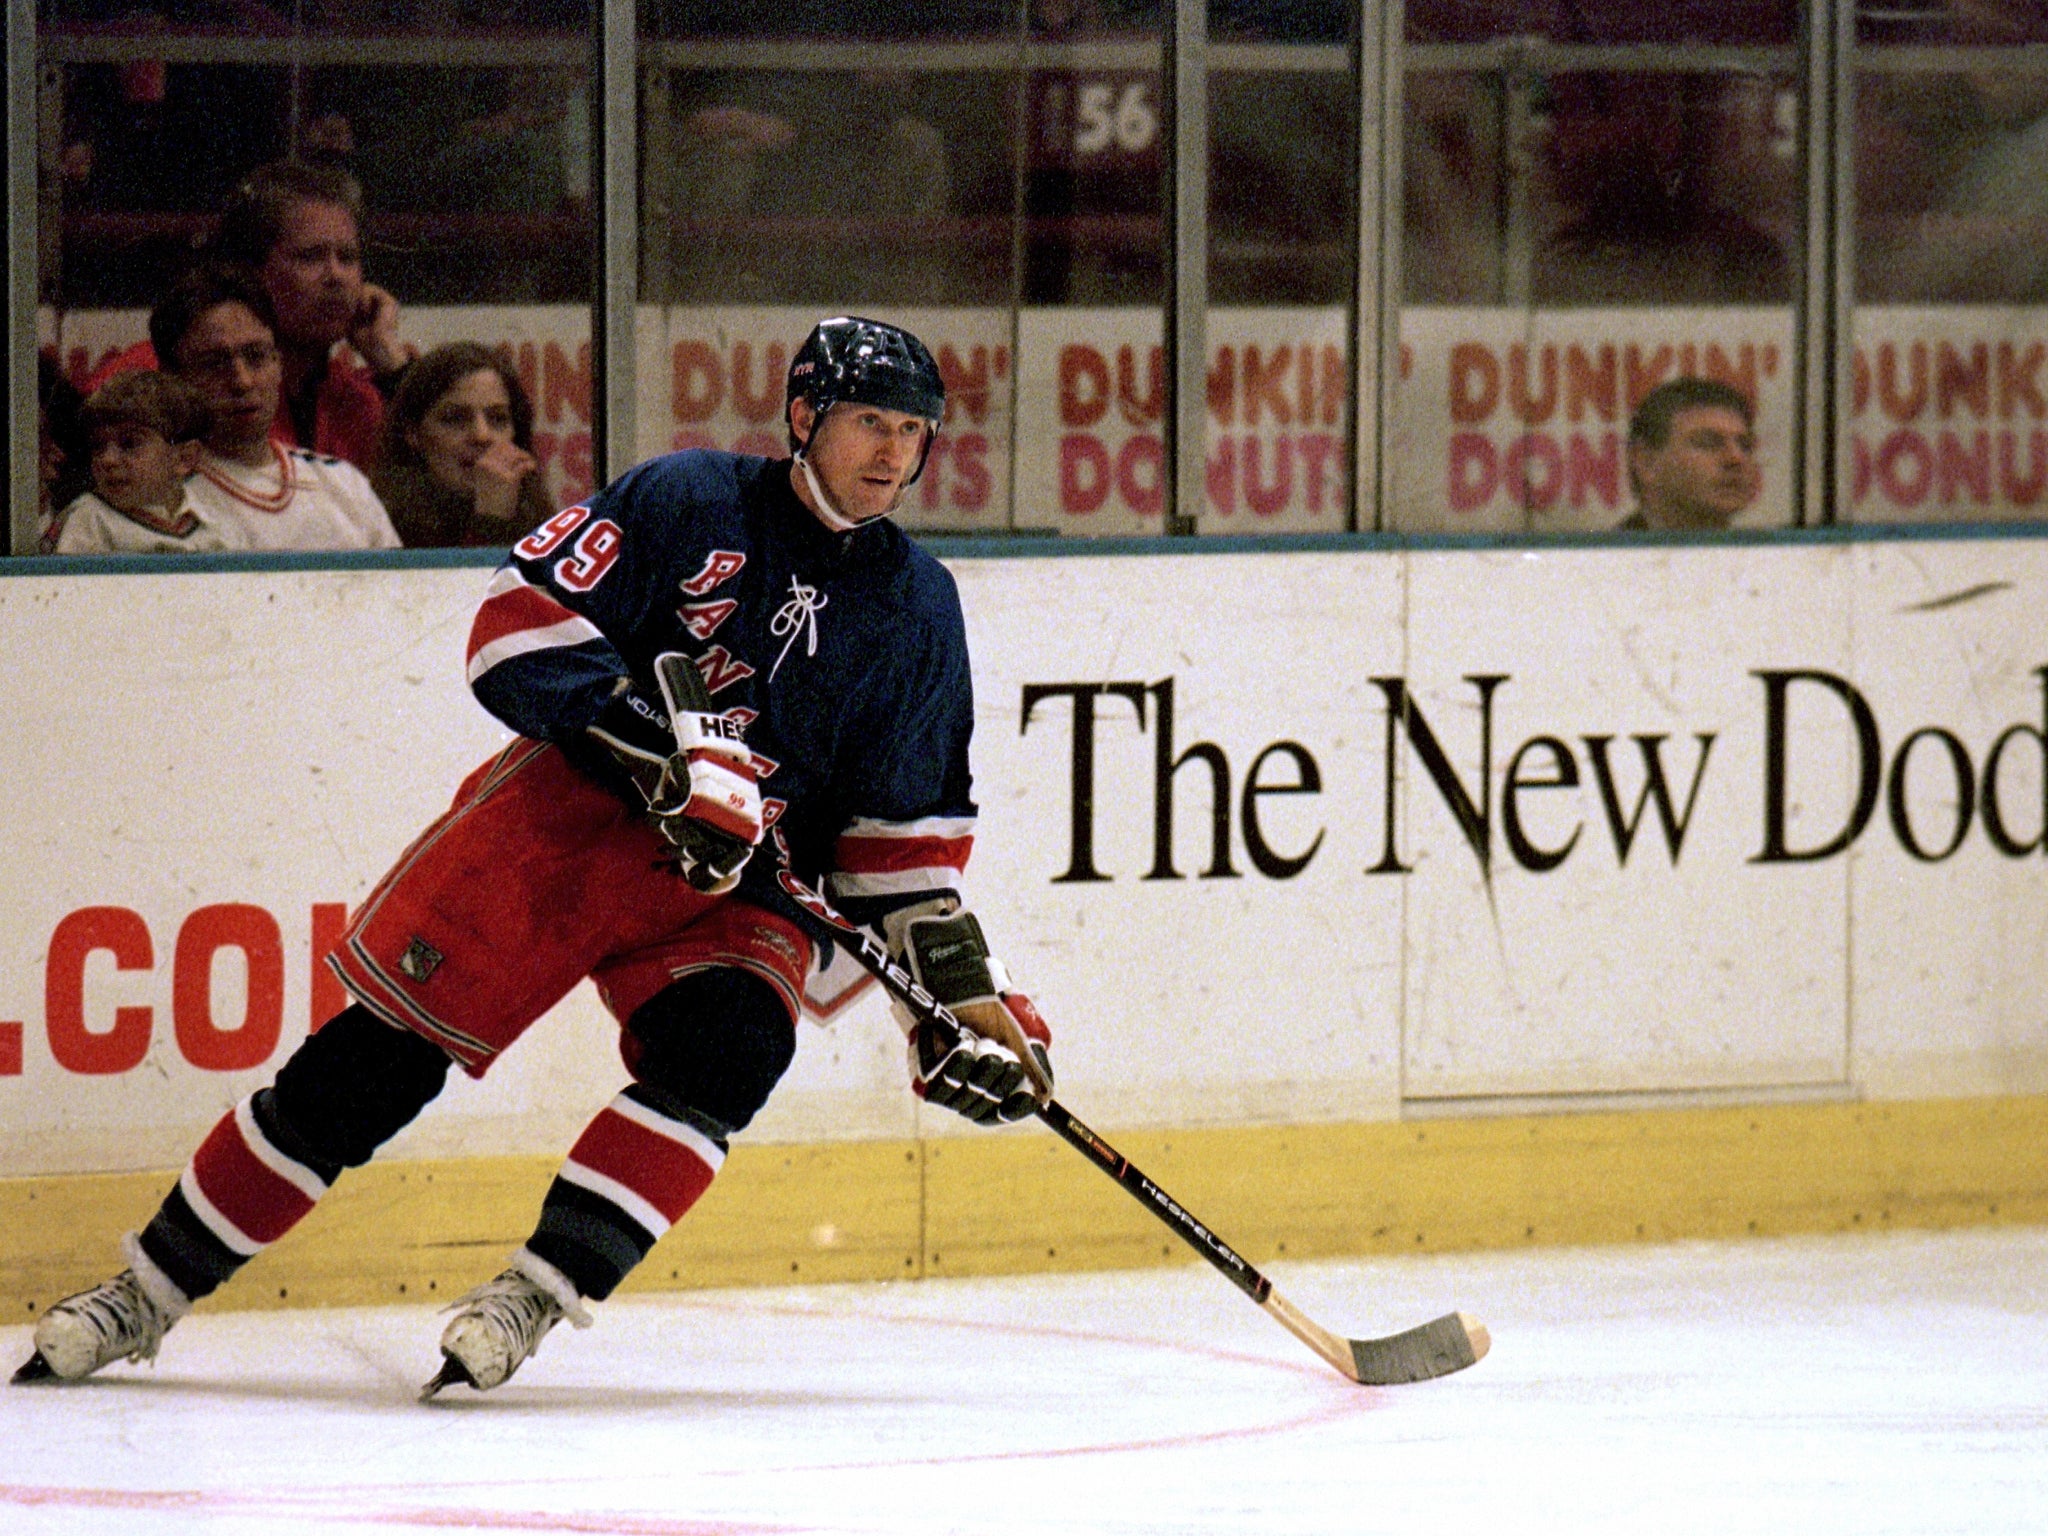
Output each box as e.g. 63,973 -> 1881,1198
651,653 -> 1488,1386
774,872 -> 1486,1385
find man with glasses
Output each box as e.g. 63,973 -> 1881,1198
154,263 -> 400,550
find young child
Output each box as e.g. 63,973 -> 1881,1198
52,372 -> 237,555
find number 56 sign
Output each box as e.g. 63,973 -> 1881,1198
1030,72 -> 1160,168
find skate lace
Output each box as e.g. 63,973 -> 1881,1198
446,1273 -> 561,1354
58,1272 -> 167,1365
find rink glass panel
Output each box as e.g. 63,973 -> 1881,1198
1849,1 -> 2048,524
1389,2 -> 1807,534
22,3 -> 2048,546
30,6 -> 599,533
38,8 -> 598,308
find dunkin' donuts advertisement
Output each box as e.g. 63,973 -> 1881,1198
41,303 -> 2048,530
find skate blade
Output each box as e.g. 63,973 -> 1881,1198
418,1354 -> 477,1403
11,1350 -> 58,1385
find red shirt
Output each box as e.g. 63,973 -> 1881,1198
83,339 -> 387,474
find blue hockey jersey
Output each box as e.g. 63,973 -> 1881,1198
463,450 -> 977,925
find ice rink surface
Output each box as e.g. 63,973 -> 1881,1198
2,1225 -> 2043,1536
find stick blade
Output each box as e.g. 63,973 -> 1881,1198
1348,1310 -> 1489,1385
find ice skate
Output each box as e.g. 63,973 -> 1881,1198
420,1249 -> 592,1400
13,1235 -> 189,1384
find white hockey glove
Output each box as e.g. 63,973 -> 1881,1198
588,679 -> 763,895
647,709 -> 764,893
892,908 -> 1055,1126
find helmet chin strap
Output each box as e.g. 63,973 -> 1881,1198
795,446 -> 916,529
793,450 -> 862,532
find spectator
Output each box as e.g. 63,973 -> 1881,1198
1619,377 -> 1761,531
153,262 -> 401,551
373,341 -> 551,548
53,372 -> 230,556
423,68 -> 590,216
1402,73 -> 1506,304
300,108 -> 362,179
86,160 -> 414,473
214,159 -> 414,459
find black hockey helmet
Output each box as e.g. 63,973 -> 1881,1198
786,316 -> 946,483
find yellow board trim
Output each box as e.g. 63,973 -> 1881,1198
5,1093 -> 2046,1321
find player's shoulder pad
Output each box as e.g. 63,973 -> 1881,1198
633,446 -> 762,493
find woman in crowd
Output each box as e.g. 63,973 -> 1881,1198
373,341 -> 551,547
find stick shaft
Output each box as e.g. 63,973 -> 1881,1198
750,864 -> 1485,1385
1032,1099 -> 1270,1304
1035,1100 -> 1360,1377
760,865 -> 1295,1317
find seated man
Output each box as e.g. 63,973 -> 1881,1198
153,262 -> 401,551
1619,377 -> 1762,531
87,160 -> 411,473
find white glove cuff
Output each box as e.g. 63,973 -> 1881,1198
672,710 -> 751,767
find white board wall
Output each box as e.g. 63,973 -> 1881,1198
3,538 -> 2045,1176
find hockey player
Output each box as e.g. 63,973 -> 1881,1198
15,316 -> 1056,1399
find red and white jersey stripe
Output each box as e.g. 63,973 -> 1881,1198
826,814 -> 976,902
465,566 -> 606,685
557,1092 -> 725,1241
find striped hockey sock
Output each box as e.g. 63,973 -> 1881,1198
138,1090 -> 339,1302
525,1085 -> 728,1301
